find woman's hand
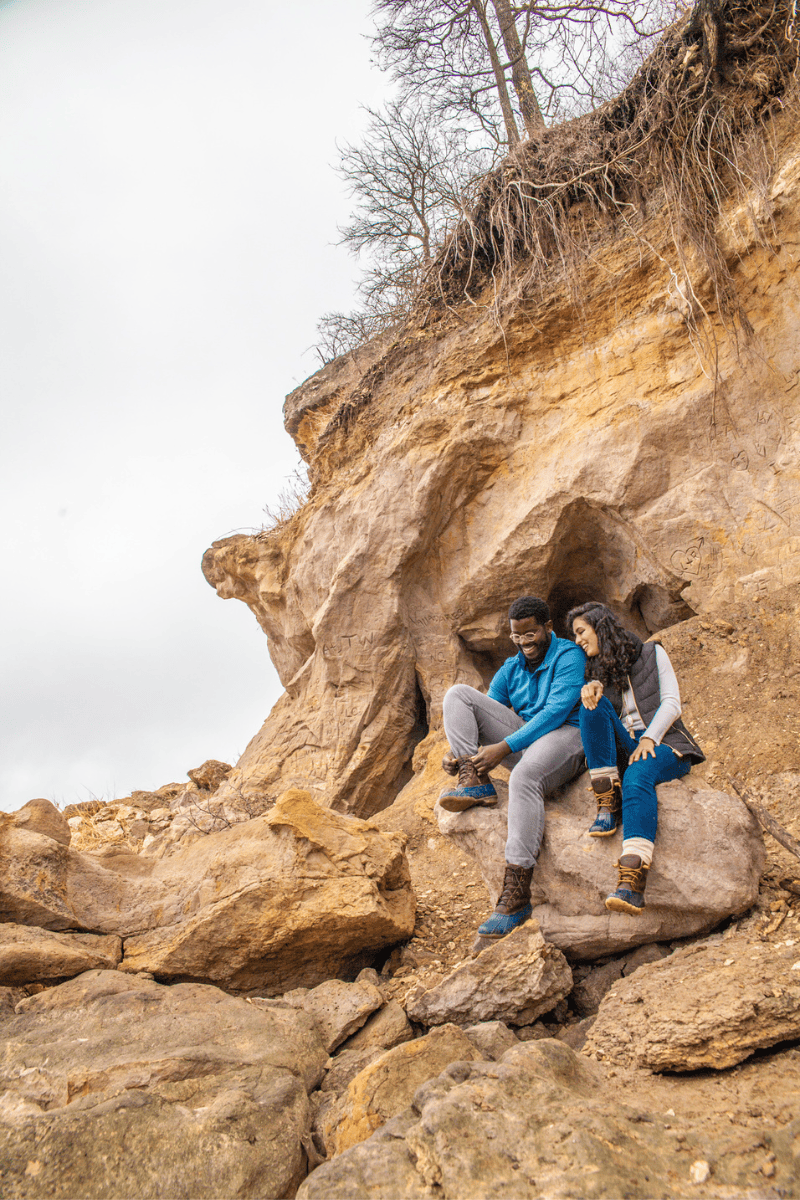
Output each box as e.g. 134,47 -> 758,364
470,741 -> 510,774
581,680 -> 604,710
629,737 -> 656,763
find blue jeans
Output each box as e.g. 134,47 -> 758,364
579,696 -> 691,842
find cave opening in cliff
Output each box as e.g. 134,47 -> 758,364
371,673 -> 430,817
547,580 -> 696,639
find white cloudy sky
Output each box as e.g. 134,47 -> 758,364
0,0 -> 389,811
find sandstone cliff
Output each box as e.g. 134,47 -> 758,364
203,112 -> 800,820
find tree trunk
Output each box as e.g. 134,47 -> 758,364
491,0 -> 545,136
470,0 -> 520,146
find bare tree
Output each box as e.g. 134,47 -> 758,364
373,0 -> 680,136
314,102 -> 492,362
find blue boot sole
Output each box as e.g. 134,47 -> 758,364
438,782 -> 498,811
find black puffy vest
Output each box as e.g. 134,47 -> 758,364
606,642 -> 705,764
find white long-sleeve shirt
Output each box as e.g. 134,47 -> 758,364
619,644 -> 681,746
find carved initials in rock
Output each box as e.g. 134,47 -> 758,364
671,537 -> 705,577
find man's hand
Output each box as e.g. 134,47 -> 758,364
470,741 -> 510,774
629,737 -> 656,763
581,680 -> 604,710
442,749 -> 459,776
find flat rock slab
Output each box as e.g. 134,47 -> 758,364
436,773 -> 763,959
286,979 -> 384,1053
405,921 -> 572,1027
299,1039 -> 758,1199
320,1024 -> 482,1158
338,999 -> 414,1054
584,933 -> 800,1071
0,924 -> 121,986
0,969 -> 329,1199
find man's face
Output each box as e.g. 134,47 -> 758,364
509,616 -> 553,666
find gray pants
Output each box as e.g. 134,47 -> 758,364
442,684 -> 585,868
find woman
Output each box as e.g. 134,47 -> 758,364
566,602 -> 704,915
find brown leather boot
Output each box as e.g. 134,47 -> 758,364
605,855 -> 649,914
588,774 -> 622,837
472,863 -> 534,953
438,758 -> 498,811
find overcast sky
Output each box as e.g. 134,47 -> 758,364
0,0 -> 389,811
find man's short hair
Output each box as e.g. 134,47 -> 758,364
508,596 -> 550,624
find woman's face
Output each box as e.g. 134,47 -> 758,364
572,617 -> 599,657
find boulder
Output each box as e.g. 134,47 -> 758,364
297,1039 -> 725,1199
0,924 -> 121,986
187,759 -> 233,791
121,790 -> 414,991
0,789 -> 415,994
436,773 -> 763,959
338,999 -> 414,1054
9,799 -> 71,845
463,1020 -> 518,1060
284,979 -> 384,1053
0,801 -> 77,929
584,933 -> 800,1071
0,969 -> 328,1199
320,1024 -> 482,1157
405,921 -> 572,1027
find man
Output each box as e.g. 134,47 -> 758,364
439,596 -> 585,946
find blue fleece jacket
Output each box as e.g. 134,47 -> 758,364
487,634 -> 585,754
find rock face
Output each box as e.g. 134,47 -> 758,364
405,921 -> 572,1026
201,127 -> 800,822
436,772 -> 762,959
0,791 -> 414,993
584,933 -> 800,1070
0,970 -> 327,1199
300,1038 -> 781,1199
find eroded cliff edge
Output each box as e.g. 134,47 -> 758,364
203,113 -> 800,819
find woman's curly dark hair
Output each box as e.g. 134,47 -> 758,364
565,602 -> 641,689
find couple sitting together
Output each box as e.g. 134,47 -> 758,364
439,595 -> 704,945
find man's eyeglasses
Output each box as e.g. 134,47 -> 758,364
510,633 -> 539,645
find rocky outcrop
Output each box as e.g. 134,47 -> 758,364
0,792 -> 414,993
202,125 -> 800,822
584,932 -> 800,1070
299,1037 -> 799,1199
0,970 -> 327,1199
436,772 -> 763,959
405,921 -> 572,1026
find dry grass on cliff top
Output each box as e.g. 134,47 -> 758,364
426,0 -> 799,337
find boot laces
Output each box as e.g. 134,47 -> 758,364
589,780 -> 619,812
497,865 -> 530,910
617,862 -> 645,889
457,759 -> 479,786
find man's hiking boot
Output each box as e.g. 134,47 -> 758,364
472,863 -> 533,953
438,757 -> 498,812
605,854 -> 649,914
588,774 -> 622,837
